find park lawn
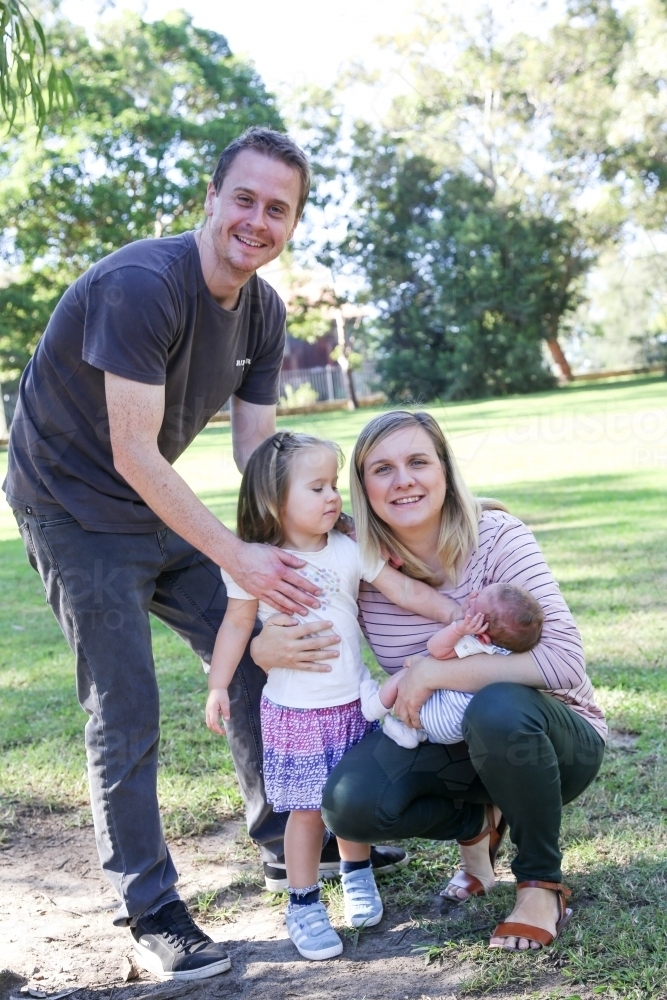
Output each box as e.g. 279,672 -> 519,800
1,374 -> 666,996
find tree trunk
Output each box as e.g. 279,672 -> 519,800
334,308 -> 358,409
345,365 -> 359,409
546,337 -> 573,382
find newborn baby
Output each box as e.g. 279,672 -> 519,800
360,583 -> 544,748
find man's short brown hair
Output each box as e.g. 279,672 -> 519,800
211,127 -> 311,220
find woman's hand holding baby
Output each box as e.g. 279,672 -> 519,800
392,654 -> 440,729
206,688 -> 231,735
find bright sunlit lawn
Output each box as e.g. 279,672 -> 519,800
1,374 -> 666,996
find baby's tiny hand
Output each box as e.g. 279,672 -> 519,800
461,591 -> 479,615
206,688 -> 231,735
458,611 -> 488,637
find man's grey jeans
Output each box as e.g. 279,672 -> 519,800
14,507 -> 286,926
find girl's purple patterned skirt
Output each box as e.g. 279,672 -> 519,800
261,696 -> 378,812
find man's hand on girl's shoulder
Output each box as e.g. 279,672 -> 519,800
225,540 -> 322,614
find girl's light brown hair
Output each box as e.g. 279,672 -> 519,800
237,431 -> 343,545
350,411 -> 506,587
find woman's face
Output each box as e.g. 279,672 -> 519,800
362,425 -> 447,536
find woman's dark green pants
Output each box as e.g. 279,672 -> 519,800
322,683 -> 604,883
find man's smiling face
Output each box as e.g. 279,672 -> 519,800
203,149 -> 302,280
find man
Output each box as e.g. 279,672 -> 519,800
4,128 -> 404,980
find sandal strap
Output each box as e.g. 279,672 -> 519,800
516,880 -> 572,896
458,824 -> 493,847
458,805 -> 503,849
492,921 -> 554,948
489,816 -> 508,869
516,880 -> 572,920
441,869 -> 487,899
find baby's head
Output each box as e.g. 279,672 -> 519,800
472,583 -> 544,653
237,431 -> 343,545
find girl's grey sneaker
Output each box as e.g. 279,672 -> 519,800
131,900 -> 231,980
341,868 -> 384,928
285,901 -> 343,960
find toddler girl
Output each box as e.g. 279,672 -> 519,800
361,582 -> 544,747
205,431 -> 461,961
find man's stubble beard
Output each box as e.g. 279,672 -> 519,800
204,219 -> 275,282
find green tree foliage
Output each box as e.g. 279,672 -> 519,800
0,275 -> 54,375
542,0 -> 667,229
338,135 -> 593,400
0,8 -> 282,378
377,0 -> 626,228
301,0 -> 639,394
0,0 -> 73,128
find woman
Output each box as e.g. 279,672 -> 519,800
252,410 -> 606,951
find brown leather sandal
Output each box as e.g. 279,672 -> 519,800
489,880 -> 573,950
440,805 -> 508,901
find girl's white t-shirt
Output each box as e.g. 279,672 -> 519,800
221,530 -> 385,710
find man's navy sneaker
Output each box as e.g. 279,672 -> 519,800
131,900 -> 231,980
264,841 -> 409,892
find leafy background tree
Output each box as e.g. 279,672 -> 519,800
0,8 -> 282,379
296,0 -> 667,398
3,0 -> 667,399
336,137 -> 593,399
0,0 -> 72,127
543,0 -> 667,230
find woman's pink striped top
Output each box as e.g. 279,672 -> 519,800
358,509 -> 607,742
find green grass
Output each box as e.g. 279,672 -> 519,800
1,373 -> 666,996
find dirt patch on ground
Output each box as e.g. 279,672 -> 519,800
0,808 -> 474,1000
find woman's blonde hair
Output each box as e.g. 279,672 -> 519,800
237,431 -> 343,546
350,411 -> 506,586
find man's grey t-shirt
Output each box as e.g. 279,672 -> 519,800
3,231 -> 286,532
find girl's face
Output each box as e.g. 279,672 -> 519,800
281,446 -> 342,547
362,426 -> 446,537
